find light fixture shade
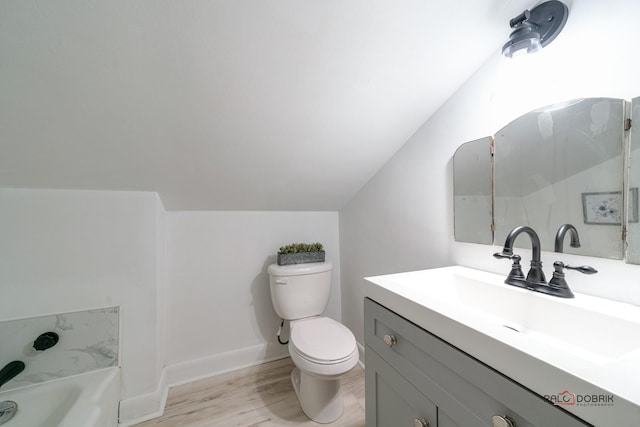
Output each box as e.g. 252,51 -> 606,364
502,1 -> 568,58
502,30 -> 542,58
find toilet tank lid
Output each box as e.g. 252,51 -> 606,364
268,262 -> 332,277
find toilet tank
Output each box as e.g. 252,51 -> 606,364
268,262 -> 333,320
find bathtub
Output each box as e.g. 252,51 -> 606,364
0,367 -> 119,427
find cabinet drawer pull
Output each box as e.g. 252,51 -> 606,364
383,334 -> 397,348
413,418 -> 429,427
492,415 -> 516,427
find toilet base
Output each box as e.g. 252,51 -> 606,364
291,367 -> 343,423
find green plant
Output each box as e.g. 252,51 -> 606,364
279,242 -> 324,254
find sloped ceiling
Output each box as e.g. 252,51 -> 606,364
0,0 -> 531,210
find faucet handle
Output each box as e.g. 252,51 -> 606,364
493,251 -> 514,260
564,264 -> 598,275
548,261 -> 598,298
494,253 -> 526,282
554,261 -> 598,275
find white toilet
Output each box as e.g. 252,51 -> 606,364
268,261 -> 358,424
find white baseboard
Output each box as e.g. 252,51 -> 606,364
118,369 -> 168,426
118,342 -> 289,426
165,342 -> 290,387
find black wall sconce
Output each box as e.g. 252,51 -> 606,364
502,1 -> 568,58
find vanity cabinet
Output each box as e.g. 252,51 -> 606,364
364,298 -> 591,427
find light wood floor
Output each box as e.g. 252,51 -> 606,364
135,357 -> 365,427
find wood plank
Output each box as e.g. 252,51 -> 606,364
135,357 -> 365,427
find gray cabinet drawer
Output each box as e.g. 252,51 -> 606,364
366,348 -> 437,427
365,298 -> 591,427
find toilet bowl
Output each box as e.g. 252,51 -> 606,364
288,317 -> 358,423
267,262 -> 359,423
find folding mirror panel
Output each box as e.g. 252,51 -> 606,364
627,97 -> 640,264
453,137 -> 493,245
454,97 -> 635,262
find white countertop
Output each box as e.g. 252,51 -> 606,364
364,265 -> 640,426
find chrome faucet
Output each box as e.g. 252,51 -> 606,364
494,225 -> 546,288
0,361 -> 24,389
554,224 -> 581,253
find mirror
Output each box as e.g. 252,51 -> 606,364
494,98 -> 625,259
453,137 -> 493,244
627,97 -> 640,264
454,98 -> 628,261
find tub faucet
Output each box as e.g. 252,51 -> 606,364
0,361 -> 24,389
554,224 -> 581,253
494,225 -> 546,288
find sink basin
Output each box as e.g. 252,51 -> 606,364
365,265 -> 640,427
448,270 -> 639,364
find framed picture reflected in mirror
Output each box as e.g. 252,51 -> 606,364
582,188 -> 638,225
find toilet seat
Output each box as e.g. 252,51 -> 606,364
288,317 -> 359,378
290,317 -> 357,364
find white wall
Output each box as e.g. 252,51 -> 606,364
155,194 -> 167,388
340,0 -> 640,347
164,211 -> 341,381
0,189 -> 162,400
0,190 -> 341,423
